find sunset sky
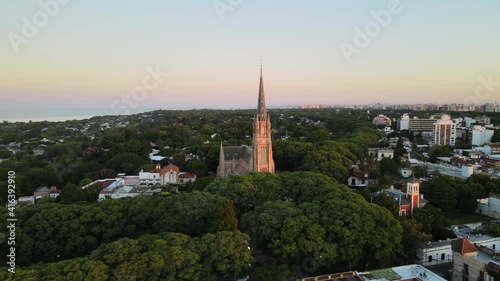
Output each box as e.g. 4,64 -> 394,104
1,0 -> 499,114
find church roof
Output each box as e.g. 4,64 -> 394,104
222,145 -> 252,162
373,189 -> 412,206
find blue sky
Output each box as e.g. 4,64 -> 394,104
1,0 -> 499,112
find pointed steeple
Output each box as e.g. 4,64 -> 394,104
257,61 -> 266,118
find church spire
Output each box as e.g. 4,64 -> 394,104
257,61 -> 266,118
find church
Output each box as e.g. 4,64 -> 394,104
216,65 -> 275,178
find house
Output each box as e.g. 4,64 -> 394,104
33,147 -> 45,156
400,168 -> 413,178
139,163 -> 181,185
179,172 -> 196,183
33,186 -> 59,200
368,148 -> 394,161
347,167 -> 369,188
450,238 -> 500,281
476,193 -> 500,218
417,230 -> 500,267
372,181 -> 426,216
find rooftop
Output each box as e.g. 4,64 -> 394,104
301,265 -> 446,281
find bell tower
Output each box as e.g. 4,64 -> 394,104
252,63 -> 275,173
406,180 -> 420,215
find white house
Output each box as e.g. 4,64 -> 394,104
476,193 -> 500,218
369,148 -> 395,161
139,163 -> 180,185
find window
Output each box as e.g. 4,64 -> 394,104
463,263 -> 469,281
479,270 -> 485,281
351,178 -> 356,185
441,253 -> 445,260
428,255 -> 432,263
493,244 -> 496,250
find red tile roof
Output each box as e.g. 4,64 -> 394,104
451,238 -> 477,255
160,164 -> 180,175
179,172 -> 196,179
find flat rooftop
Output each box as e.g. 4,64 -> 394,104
300,265 -> 446,281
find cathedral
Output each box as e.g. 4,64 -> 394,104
216,65 -> 275,178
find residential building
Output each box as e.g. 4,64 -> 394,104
476,193 -> 500,218
33,147 -> 45,156
373,114 -> 392,126
33,186 -> 60,200
217,65 -> 275,178
399,115 -> 439,132
400,168 -> 413,178
451,238 -> 500,281
434,114 -> 457,146
139,163 -> 181,185
485,143 -> 500,156
347,167 -> 370,187
369,148 -> 394,161
179,172 -> 196,183
417,233 -> 500,268
399,113 -> 410,130
471,126 -> 494,146
300,264 -> 447,281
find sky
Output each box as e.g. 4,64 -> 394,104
1,0 -> 499,115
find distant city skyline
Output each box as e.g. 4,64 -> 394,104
1,1 -> 500,113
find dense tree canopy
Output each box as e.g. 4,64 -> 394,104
206,172 -> 403,270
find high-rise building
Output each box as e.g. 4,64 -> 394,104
433,114 -> 456,146
217,65 -> 275,178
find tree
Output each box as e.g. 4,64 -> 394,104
373,193 -> 400,217
79,178 -> 93,187
105,152 -> 146,174
420,175 -> 457,212
253,262 -> 292,281
428,145 -> 453,163
85,184 -> 104,202
412,205 -> 446,233
378,158 -> 400,176
59,184 -> 88,204
307,129 -> 331,142
400,219 -> 430,262
0,148 -> 13,159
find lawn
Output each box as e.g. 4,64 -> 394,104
443,211 -> 495,226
